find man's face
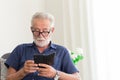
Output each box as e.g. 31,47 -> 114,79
31,19 -> 54,47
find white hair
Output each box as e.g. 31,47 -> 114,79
31,12 -> 55,27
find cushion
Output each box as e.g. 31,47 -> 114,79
0,58 -> 7,80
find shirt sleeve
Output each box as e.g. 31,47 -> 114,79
5,45 -> 21,71
61,48 -> 79,74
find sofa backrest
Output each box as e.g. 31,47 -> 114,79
1,53 -> 10,59
0,53 -> 10,80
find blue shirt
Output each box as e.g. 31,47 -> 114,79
5,42 -> 79,80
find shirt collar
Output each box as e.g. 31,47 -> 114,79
49,41 -> 56,49
30,41 -> 57,49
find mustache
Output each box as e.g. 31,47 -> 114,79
35,37 -> 45,41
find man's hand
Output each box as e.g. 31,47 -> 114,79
23,60 -> 39,74
37,64 -> 56,78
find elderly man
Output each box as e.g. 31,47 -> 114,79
5,12 -> 81,80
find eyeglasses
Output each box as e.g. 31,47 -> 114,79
31,27 -> 51,37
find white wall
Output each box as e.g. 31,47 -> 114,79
0,0 -> 45,57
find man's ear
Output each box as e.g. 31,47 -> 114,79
30,26 -> 33,32
51,27 -> 55,33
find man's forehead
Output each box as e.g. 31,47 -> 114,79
33,18 -> 50,22
32,19 -> 50,25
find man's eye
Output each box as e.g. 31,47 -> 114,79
32,30 -> 38,32
32,29 -> 39,31
35,29 -> 39,31
43,31 -> 49,32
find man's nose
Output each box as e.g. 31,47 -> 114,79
39,32 -> 43,37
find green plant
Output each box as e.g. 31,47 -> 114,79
70,48 -> 84,65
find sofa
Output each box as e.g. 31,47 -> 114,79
0,53 -> 10,80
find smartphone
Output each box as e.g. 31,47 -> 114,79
33,53 -> 55,68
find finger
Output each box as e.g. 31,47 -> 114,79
25,69 -> 38,73
26,60 -> 34,64
25,60 -> 38,67
38,63 -> 50,68
26,63 -> 38,67
23,66 -> 39,74
38,68 -> 48,72
28,66 -> 39,70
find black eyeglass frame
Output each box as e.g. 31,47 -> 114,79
31,27 -> 51,37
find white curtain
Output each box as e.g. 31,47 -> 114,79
62,1 -> 95,80
92,0 -> 120,80
45,0 -> 96,80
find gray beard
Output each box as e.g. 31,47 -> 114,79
34,38 -> 51,47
